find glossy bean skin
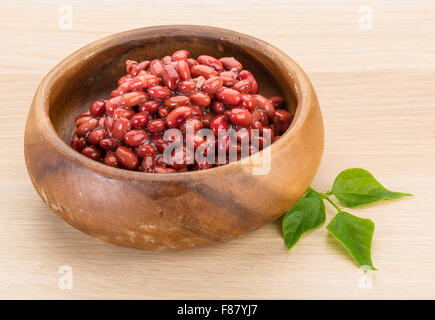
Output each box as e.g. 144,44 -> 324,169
216,88 -> 242,105
70,52 -> 292,173
166,106 -> 193,128
124,129 -> 148,147
229,108 -> 253,127
116,146 -> 139,170
219,57 -> 243,72
104,152 -> 119,167
147,86 -> 171,99
112,117 -> 131,140
81,145 -> 102,161
189,92 -> 211,107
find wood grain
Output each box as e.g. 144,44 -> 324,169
1,0 -> 434,299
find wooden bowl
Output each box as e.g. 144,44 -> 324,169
24,25 -> 324,250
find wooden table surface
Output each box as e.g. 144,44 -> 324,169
1,0 -> 434,299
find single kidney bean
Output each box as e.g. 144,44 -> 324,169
254,94 -> 276,118
112,117 -> 131,140
87,128 -> 106,146
104,116 -> 114,135
176,80 -> 196,94
166,106 -> 193,128
162,64 -> 180,90
177,60 -> 191,81
190,65 -> 218,79
251,120 -> 263,130
147,86 -> 171,99
171,49 -> 190,61
99,138 -> 118,151
135,143 -> 156,159
187,58 -> 198,68
118,74 -> 133,86
126,60 -> 137,74
139,100 -> 161,114
150,134 -> 170,153
238,70 -> 258,94
189,92 -> 211,107
158,107 -> 170,118
131,112 -> 150,128
130,60 -> 150,76
179,118 -> 202,132
129,74 -> 160,91
113,107 -> 135,120
259,110 -> 270,126
149,59 -> 163,76
90,100 -> 106,117
106,91 -> 147,112
161,56 -> 172,65
210,114 -> 230,136
197,55 -> 223,72
216,88 -> 242,105
219,71 -> 238,87
115,146 -> 138,170
124,129 -> 148,147
76,118 -> 98,137
212,101 -> 226,114
140,154 -> 156,173
104,152 -> 119,168
81,145 -> 102,161
274,109 -> 293,123
239,94 -> 255,111
251,108 -> 261,121
164,95 -> 191,108
219,57 -> 243,72
75,116 -> 92,128
202,76 -> 223,95
232,80 -> 251,94
269,96 -> 285,108
229,108 -> 253,127
147,119 -> 166,133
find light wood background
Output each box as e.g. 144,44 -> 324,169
1,0 -> 434,299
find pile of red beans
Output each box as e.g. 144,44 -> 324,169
70,50 -> 294,173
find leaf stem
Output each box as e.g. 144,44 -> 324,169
321,193 -> 342,213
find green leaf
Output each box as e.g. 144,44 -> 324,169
331,168 -> 412,207
282,188 -> 326,250
327,211 -> 376,269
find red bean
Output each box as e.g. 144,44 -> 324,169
212,101 -> 226,114
187,58 -> 198,68
162,64 -> 180,90
201,113 -> 214,128
147,86 -> 171,99
269,96 -> 285,108
188,105 -> 203,117
177,60 -> 191,81
216,88 -> 242,105
274,109 -> 292,123
116,146 -> 138,170
87,128 -> 106,146
210,115 -> 230,136
135,143 -> 156,159
99,138 -> 118,151
189,92 -> 211,107
104,152 -> 119,167
254,94 -> 276,118
197,55 -> 223,72
124,129 -> 148,147
202,76 -> 223,95
239,94 -> 255,111
81,145 -> 102,160
158,107 -> 170,118
179,118 -> 202,132
75,116 -> 92,128
238,70 -> 258,94
112,117 -> 131,140
118,74 -> 133,86
166,106 -> 193,128
219,57 -> 243,72
229,108 -> 253,127
139,100 -> 161,114
140,154 -> 156,173
113,108 -> 135,120
76,118 -> 98,137
90,100 -> 106,117
155,166 -> 178,174
177,80 -> 196,94
131,112 -> 150,128
161,56 -> 172,65
71,134 -> 87,152
126,60 -> 137,74
164,95 -> 191,108
171,50 -> 190,61
232,80 -> 251,94
149,59 -> 163,76
147,119 -> 166,133
131,60 -> 150,76
75,109 -> 91,121
190,65 -> 218,79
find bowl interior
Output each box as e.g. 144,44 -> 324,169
46,27 -> 298,144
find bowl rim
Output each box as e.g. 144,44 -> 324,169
31,25 -> 316,182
